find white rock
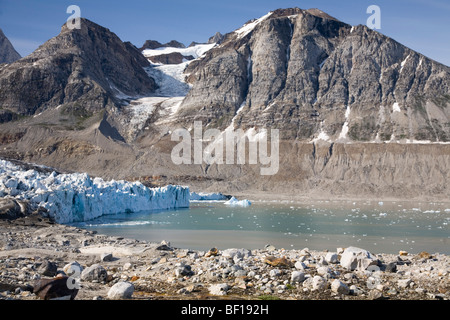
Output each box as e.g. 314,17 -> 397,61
269,269 -> 281,277
340,247 -> 378,271
397,279 -> 412,288
107,281 -> 134,299
325,252 -> 339,264
209,283 -> 229,296
123,262 -> 133,271
221,248 -> 252,260
295,261 -> 307,270
291,271 -> 305,283
317,266 -> 331,276
312,276 -> 327,291
331,279 -> 350,295
81,264 -> 108,282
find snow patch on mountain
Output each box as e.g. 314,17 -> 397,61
142,43 -> 216,60
338,106 -> 351,141
235,12 -> 273,39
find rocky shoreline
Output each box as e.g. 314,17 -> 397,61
0,213 -> 448,301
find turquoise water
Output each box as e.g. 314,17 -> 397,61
72,200 -> 450,255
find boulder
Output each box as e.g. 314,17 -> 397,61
331,279 -> 350,295
81,264 -> 108,282
304,276 -> 327,291
291,271 -> 305,283
325,252 -> 339,264
174,263 -> 193,277
340,247 -> 379,271
312,276 -> 327,291
107,281 -> 134,300
294,261 -> 307,270
38,260 -> 58,277
317,266 -> 331,276
63,261 -> 83,276
100,253 -> 113,262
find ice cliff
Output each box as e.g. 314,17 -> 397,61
0,160 -> 189,223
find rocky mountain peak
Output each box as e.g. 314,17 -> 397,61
0,18 -> 156,120
140,39 -> 186,51
0,29 -> 21,64
178,7 -> 449,143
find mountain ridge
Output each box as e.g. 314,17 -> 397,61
178,8 -> 450,143
0,18 -> 156,122
0,8 -> 449,200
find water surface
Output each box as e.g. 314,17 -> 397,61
72,200 -> 450,255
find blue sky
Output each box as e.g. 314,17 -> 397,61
1,0 -> 449,66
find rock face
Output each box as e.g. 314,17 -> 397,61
180,8 -> 450,142
0,29 -> 21,64
148,52 -> 195,65
0,19 -> 156,121
208,32 -> 224,44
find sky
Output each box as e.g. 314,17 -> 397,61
0,0 -> 449,66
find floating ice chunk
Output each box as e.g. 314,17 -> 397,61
224,197 -> 251,207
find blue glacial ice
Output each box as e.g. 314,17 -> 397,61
0,160 -> 190,223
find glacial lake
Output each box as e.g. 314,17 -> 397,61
72,200 -> 450,255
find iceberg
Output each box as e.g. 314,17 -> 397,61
0,160 -> 189,224
224,197 -> 251,207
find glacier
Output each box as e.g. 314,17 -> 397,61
0,160 -> 189,224
190,192 -> 228,201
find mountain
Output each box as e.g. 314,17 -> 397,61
0,29 -> 21,64
179,8 -> 450,143
0,8 -> 449,201
0,19 -> 156,123
140,40 -> 186,51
